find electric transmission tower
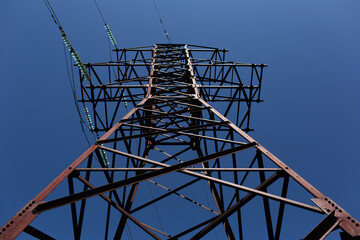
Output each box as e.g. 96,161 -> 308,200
1,44 -> 359,239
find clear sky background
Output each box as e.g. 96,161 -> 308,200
1,1 -> 360,239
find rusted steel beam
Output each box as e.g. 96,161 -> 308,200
186,44 -> 235,239
117,106 -> 211,123
33,143 -> 257,213
121,122 -> 246,145
0,98 -> 149,240
303,211 -> 342,240
312,198 -> 360,237
76,176 -> 162,240
198,97 -> 327,198
74,167 -> 283,172
114,46 -> 180,239
130,179 -> 203,214
97,121 -> 229,144
88,62 -> 266,67
87,85 -> 260,89
99,146 -> 322,213
198,95 -> 360,237
190,172 -> 282,239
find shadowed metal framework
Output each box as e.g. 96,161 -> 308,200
1,44 -> 359,240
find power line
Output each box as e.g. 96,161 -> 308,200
43,0 -> 92,82
152,0 -> 172,44
92,6 -> 133,236
93,0 -> 106,24
43,0 -> 111,168
43,0 -> 92,134
62,41 -> 92,147
93,0 -> 118,48
43,0 -> 62,29
92,0 -> 128,110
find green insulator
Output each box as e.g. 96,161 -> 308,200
73,55 -> 80,62
62,35 -> 73,49
83,105 -> 95,130
76,60 -> 91,81
72,53 -> 79,61
84,74 -> 91,82
61,34 -> 92,82
100,148 -> 109,166
119,88 -> 128,107
105,24 -> 117,46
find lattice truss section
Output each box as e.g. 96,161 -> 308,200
79,44 -> 264,133
1,44 -> 359,240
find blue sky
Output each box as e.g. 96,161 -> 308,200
1,1 -> 360,239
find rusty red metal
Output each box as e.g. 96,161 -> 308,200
303,211 -> 342,240
313,198 -> 360,237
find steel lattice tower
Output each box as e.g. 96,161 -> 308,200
1,44 -> 360,239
